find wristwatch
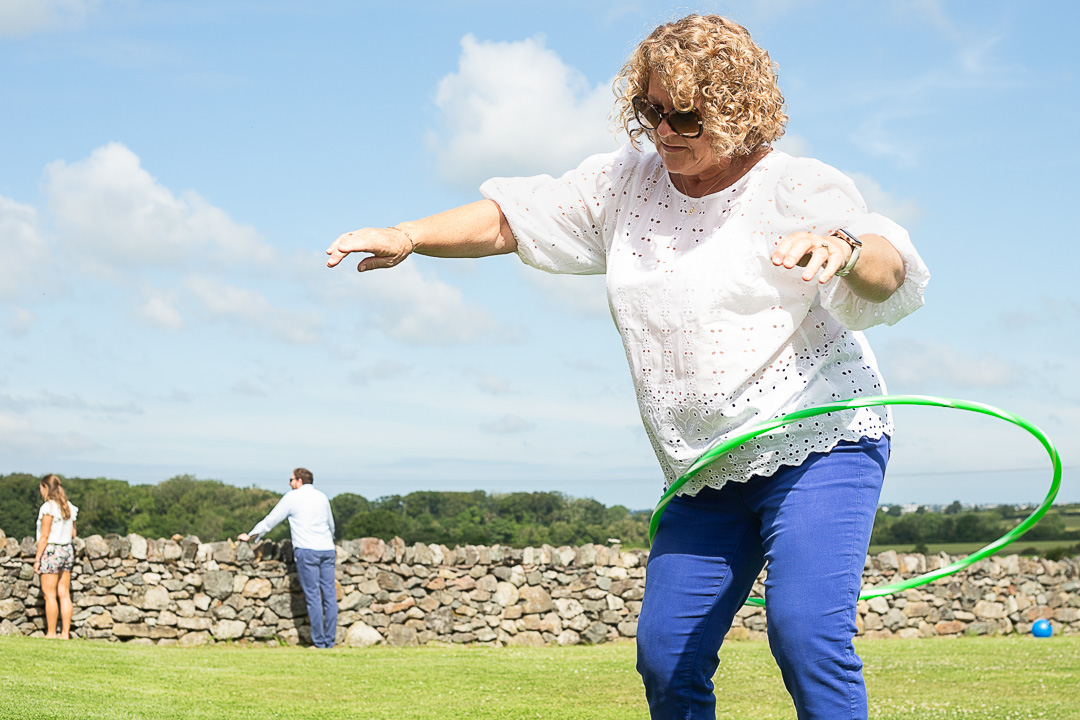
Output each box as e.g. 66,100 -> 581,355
829,228 -> 862,277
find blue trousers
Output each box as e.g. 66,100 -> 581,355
293,548 -> 338,648
637,436 -> 889,720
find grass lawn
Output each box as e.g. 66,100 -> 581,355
1,635 -> 1078,719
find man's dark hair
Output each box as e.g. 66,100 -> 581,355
294,467 -> 314,485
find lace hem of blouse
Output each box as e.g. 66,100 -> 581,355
663,409 -> 890,497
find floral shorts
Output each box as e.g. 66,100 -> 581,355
38,543 -> 75,575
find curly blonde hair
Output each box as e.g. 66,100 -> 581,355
614,14 -> 787,158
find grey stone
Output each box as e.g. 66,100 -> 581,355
113,623 -> 178,639
105,534 -> 129,557
507,631 -> 545,647
376,571 -> 404,592
575,545 -> 597,567
111,605 -> 143,623
242,578 -> 272,599
178,617 -> 213,631
161,541 -> 183,561
581,621 -> 609,645
212,619 -> 246,640
84,535 -> 110,559
557,629 -> 581,646
211,542 -> 236,564
203,570 -> 234,600
235,542 -> 255,563
268,593 -> 304,619
127,534 -> 148,560
345,621 -> 384,648
520,586 -> 554,614
494,582 -> 519,607
178,631 -> 211,646
386,623 -> 418,647
134,585 -> 170,611
425,607 -> 454,635
212,604 -> 237,620
181,537 -> 201,562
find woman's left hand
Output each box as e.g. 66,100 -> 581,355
771,231 -> 851,284
33,560 -> 40,574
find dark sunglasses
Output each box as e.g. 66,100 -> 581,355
631,96 -> 704,138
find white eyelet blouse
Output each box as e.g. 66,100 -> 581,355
480,144 -> 930,496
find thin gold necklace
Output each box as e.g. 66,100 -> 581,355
675,149 -> 768,214
674,171 -> 732,214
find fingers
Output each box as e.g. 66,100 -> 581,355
772,231 -> 849,283
325,227 -> 412,272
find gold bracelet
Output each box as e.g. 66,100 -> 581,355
389,226 -> 416,253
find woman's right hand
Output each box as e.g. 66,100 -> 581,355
326,226 -> 413,272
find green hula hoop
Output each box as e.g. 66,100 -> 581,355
649,395 -> 1063,607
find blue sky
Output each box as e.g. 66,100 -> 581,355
1,0 -> 1076,511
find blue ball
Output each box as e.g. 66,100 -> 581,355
1032,619 -> 1053,638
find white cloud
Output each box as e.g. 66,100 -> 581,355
0,389 -> 141,416
4,306 -> 36,336
230,379 -> 267,397
136,287 -> 185,330
518,266 -> 609,318
478,413 -> 535,435
0,412 -> 100,457
850,113 -> 922,167
186,275 -> 320,345
350,359 -> 411,386
774,132 -> 812,158
430,34 -> 622,189
882,340 -> 1017,389
848,4 -> 1014,166
321,261 -> 504,346
847,172 -> 924,227
46,143 -> 275,275
0,195 -> 51,302
0,0 -> 98,37
475,373 -> 512,395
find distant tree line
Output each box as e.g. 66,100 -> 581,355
329,490 -> 650,548
0,473 -> 283,544
0,473 -> 651,547
871,502 -> 1079,550
2,473 -> 1076,554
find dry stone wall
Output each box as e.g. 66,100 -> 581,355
1,528 -> 1077,646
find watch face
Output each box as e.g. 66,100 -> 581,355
833,229 -> 862,247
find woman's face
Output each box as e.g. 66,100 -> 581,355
39,484 -> 48,501
645,70 -> 723,180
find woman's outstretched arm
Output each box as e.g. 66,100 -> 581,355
326,199 -> 517,273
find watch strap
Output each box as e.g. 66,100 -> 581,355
830,229 -> 862,277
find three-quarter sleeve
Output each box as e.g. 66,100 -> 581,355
480,144 -> 641,275
774,158 -> 930,330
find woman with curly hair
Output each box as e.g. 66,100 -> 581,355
327,14 -> 929,719
34,474 -> 79,639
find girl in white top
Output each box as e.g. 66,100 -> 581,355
34,474 -> 79,639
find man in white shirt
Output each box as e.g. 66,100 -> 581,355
239,468 -> 338,648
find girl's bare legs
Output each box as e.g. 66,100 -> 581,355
40,573 -> 59,638
57,571 -> 72,639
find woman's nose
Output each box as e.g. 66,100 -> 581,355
655,116 -> 677,137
